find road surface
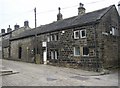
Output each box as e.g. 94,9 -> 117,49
0,59 -> 119,86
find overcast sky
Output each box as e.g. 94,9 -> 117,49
0,0 -> 119,31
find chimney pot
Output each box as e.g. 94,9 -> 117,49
7,25 -> 12,33
78,3 -> 86,16
57,7 -> 63,21
24,21 -> 29,27
1,29 -> 5,33
14,24 -> 20,30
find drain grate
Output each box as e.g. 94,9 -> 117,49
70,76 -> 89,81
46,77 -> 57,81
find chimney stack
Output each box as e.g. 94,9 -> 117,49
7,25 -> 12,33
1,29 -> 5,33
78,3 -> 86,16
14,24 -> 20,30
24,21 -> 29,27
57,7 -> 63,21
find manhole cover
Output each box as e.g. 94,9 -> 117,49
46,77 -> 57,81
70,76 -> 89,81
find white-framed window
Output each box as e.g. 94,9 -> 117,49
74,30 -> 80,39
50,50 -> 58,59
50,35 -> 54,41
74,47 -> 80,56
55,51 -> 58,59
50,34 -> 59,41
111,27 -> 118,36
51,51 -> 54,59
42,42 -> 47,47
80,30 -> 86,38
83,47 -> 89,56
47,36 -> 50,42
54,34 -> 59,41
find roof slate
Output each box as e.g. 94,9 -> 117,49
10,5 -> 114,40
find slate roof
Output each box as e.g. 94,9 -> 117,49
10,5 -> 115,41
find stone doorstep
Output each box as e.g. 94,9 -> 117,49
0,70 -> 19,76
0,70 -> 13,73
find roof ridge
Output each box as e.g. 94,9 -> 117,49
96,5 -> 115,20
10,5 -> 116,41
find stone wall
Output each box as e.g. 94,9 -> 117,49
38,25 -> 101,71
97,6 -> 119,69
10,37 -> 35,63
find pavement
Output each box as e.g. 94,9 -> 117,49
0,59 -> 119,86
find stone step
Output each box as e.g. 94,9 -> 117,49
0,70 -> 13,73
0,70 -> 19,76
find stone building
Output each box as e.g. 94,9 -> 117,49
1,21 -> 31,59
1,26 -> 12,59
10,4 -> 119,71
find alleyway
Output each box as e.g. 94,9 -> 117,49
1,59 -> 119,86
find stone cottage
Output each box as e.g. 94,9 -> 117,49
1,21 -> 31,59
1,26 -> 12,59
10,4 -> 120,71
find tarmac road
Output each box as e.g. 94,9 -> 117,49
1,59 -> 119,86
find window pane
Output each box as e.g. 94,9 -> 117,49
83,47 -> 89,55
56,34 -> 59,40
55,51 -> 58,59
74,31 -> 79,39
76,32 -> 79,37
80,30 -> 86,38
51,35 -> 55,41
51,51 -> 54,59
112,27 -> 119,36
112,27 -> 115,35
82,31 -> 85,37
54,34 -> 58,41
74,47 -> 80,56
47,36 -> 50,42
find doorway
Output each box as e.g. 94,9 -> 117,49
18,47 -> 22,59
43,49 -> 47,64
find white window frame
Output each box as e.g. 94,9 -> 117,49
54,34 -> 58,41
47,36 -> 50,42
111,27 -> 118,36
80,29 -> 86,38
74,30 -> 80,39
55,51 -> 58,59
50,50 -> 58,59
42,42 -> 47,47
51,51 -> 54,59
50,35 -> 53,41
74,47 -> 80,56
112,27 -> 115,35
